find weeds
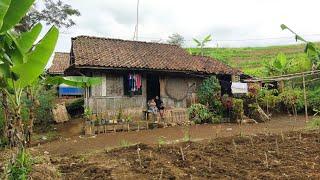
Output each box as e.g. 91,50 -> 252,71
307,118 -> 320,130
157,136 -> 166,148
183,127 -> 191,142
7,149 -> 33,180
119,140 -> 132,148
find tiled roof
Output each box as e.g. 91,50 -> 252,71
70,36 -> 241,75
48,52 -> 70,75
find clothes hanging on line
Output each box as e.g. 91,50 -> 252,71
128,73 -> 142,92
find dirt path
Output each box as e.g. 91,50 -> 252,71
35,115 -> 307,156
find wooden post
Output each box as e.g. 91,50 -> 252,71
302,74 -> 308,122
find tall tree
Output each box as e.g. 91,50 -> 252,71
16,0 -> 80,32
167,33 -> 185,47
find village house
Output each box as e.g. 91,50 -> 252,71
63,36 -> 242,119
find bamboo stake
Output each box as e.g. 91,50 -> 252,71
275,138 -> 279,155
180,147 -> 185,161
302,74 -> 309,122
264,152 -> 269,168
137,148 -> 142,167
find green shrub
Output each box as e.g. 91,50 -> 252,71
258,88 -> 280,113
308,87 -> 320,113
279,88 -> 304,113
188,104 -> 219,124
197,76 -> 223,115
7,149 -> 33,180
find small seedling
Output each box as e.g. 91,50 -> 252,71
119,139 -> 131,148
157,136 -> 166,148
183,127 -> 191,142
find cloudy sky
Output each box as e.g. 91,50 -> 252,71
53,0 -> 320,52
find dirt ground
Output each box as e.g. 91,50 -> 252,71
1,115 -> 319,179
49,130 -> 320,179
35,115 -> 307,156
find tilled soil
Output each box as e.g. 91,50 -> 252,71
51,130 -> 320,179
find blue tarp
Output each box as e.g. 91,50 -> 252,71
59,86 -> 84,96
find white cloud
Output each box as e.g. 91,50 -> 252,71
53,0 -> 320,52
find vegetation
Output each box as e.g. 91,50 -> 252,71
188,103 -> 219,124
232,99 -> 244,121
188,43 -> 314,77
17,0 -> 80,32
7,149 -> 33,180
193,34 -> 212,56
0,0 -> 59,147
197,76 -> 223,115
258,88 -> 280,114
307,118 -> 320,130
167,33 -> 185,47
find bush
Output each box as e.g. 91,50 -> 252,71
258,88 -> 280,113
308,87 -> 320,113
33,88 -> 56,130
188,104 -> 220,124
279,88 -> 304,114
197,76 -> 223,115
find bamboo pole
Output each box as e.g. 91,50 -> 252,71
302,74 -> 308,122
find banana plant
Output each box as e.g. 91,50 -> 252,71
193,34 -> 212,56
281,24 -> 320,70
0,0 -> 59,148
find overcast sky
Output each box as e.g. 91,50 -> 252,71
52,0 -> 320,52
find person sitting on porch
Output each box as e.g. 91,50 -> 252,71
148,98 -> 158,114
155,96 -> 165,118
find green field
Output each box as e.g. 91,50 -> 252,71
189,43 -> 317,77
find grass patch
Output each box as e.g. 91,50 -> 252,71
307,118 -> 320,130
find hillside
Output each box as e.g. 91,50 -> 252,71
189,43 -> 317,77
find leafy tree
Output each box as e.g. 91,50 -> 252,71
193,34 -> 212,56
167,33 -> 185,47
16,0 -> 80,32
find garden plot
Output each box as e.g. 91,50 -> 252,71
49,130 -> 320,179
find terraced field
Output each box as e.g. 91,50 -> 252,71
189,43 -> 317,77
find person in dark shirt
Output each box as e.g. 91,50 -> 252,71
155,96 -> 164,118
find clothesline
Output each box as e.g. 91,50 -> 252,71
243,70 -> 320,83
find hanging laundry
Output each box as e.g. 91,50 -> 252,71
127,73 -> 142,93
136,74 -> 142,89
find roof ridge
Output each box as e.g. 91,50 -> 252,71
71,35 -> 180,47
